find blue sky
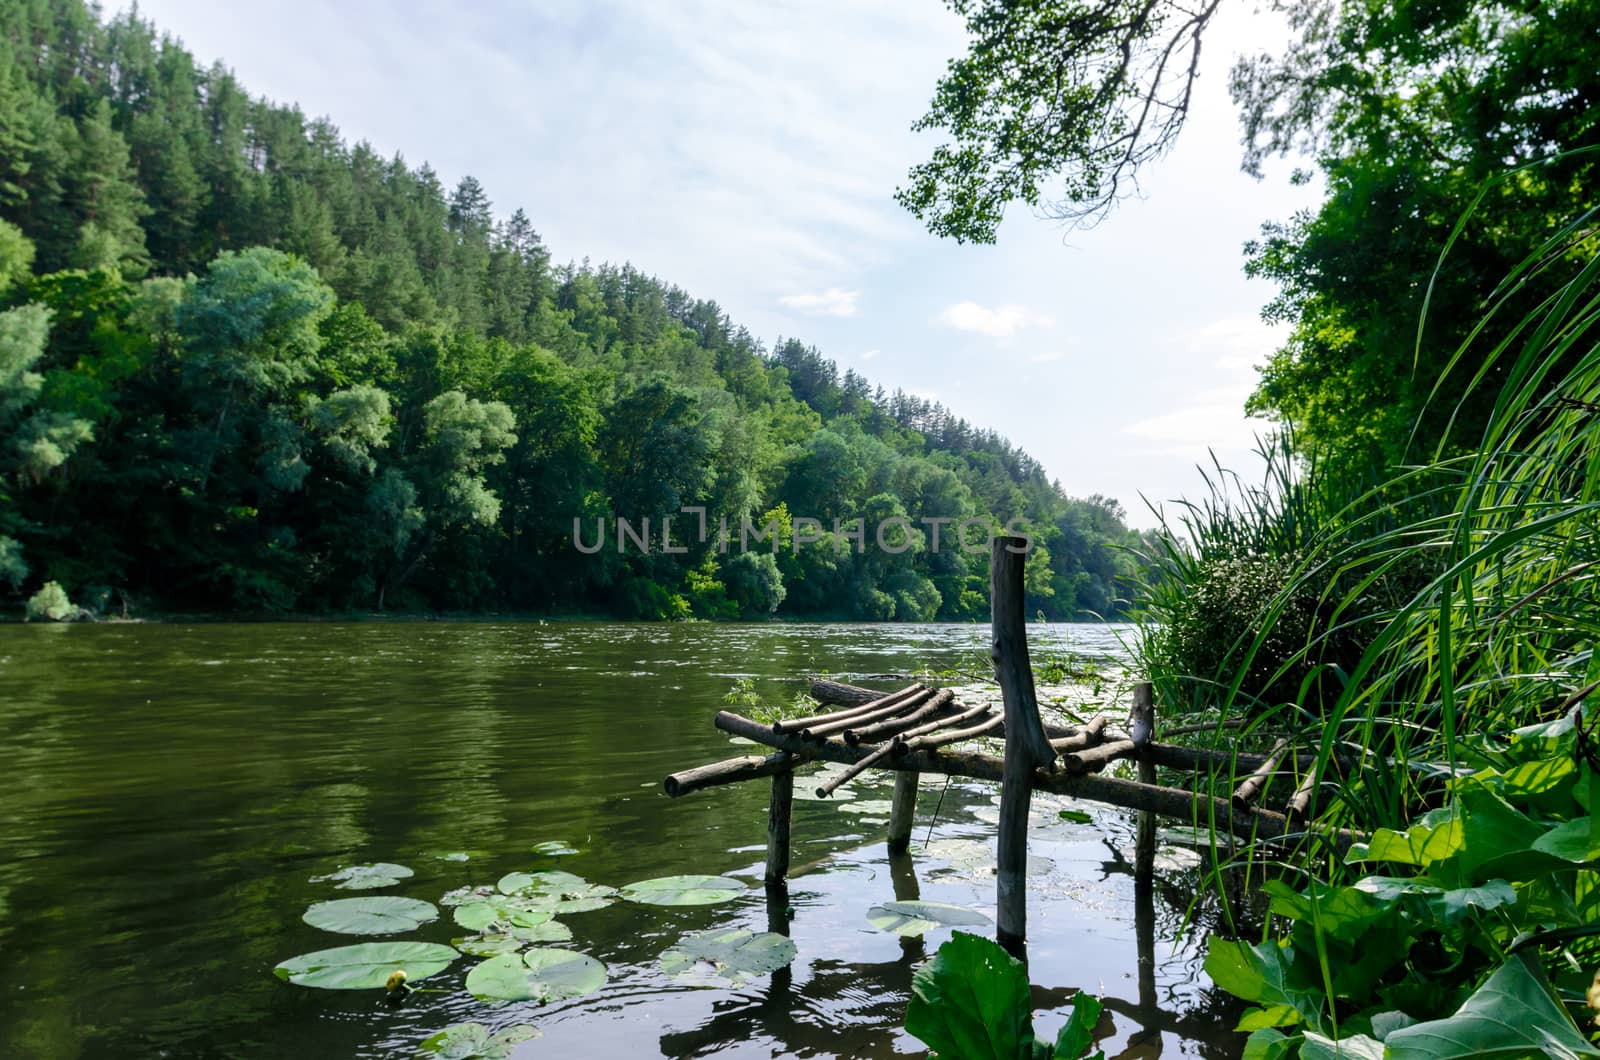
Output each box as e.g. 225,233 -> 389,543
125,0 -> 1323,528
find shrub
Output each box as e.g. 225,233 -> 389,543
25,580 -> 75,621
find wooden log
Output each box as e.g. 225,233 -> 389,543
1130,682 -> 1155,748
992,536 -> 1053,957
887,772 -> 918,854
774,683 -> 925,734
1049,716 -> 1107,752
846,689 -> 957,745
803,687 -> 935,740
903,711 -> 1004,751
1287,768 -> 1317,824
816,704 -> 980,796
811,677 -> 1084,741
663,751 -> 801,798
711,709 -> 1363,853
1231,739 -> 1290,810
1062,739 -> 1137,774
765,771 -> 794,884
893,701 -> 995,747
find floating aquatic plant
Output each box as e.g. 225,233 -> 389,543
619,875 -> 746,906
302,896 -> 438,935
418,1021 -> 541,1057
274,941 -> 457,989
496,870 -> 618,914
310,862 -> 414,890
465,948 -> 607,1002
867,900 -> 991,937
659,928 -> 797,983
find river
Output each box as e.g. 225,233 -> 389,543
0,622 -> 1243,1058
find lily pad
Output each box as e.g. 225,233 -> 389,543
441,885 -> 495,907
453,895 -> 554,932
531,841 -> 578,856
497,871 -> 617,914
839,799 -> 896,816
419,1021 -> 541,1058
619,874 -> 747,906
923,839 -> 1053,880
465,948 -> 608,1003
311,862 -> 414,890
453,920 -> 574,956
659,928 -> 798,983
434,852 -> 473,863
274,941 -> 457,989
867,900 -> 992,937
303,896 -> 438,935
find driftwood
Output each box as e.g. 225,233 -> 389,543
774,683 -> 925,734
1231,739 -> 1291,810
803,687 -> 934,739
845,689 -> 956,744
1061,739 -> 1136,774
1050,716 -> 1107,752
711,709 -> 1360,853
664,751 -> 802,798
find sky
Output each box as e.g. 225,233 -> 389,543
123,0 -> 1324,528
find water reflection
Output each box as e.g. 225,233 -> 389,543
0,621 -> 1240,1058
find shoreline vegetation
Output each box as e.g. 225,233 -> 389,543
0,0 -> 1145,627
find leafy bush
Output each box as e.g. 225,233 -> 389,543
25,580 -> 75,621
905,932 -> 1104,1060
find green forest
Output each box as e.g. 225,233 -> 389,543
0,0 -> 1143,621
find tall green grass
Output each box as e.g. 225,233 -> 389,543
1136,182 -> 1600,845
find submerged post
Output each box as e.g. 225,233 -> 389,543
765,771 -> 794,885
992,535 -> 1057,956
887,771 -> 919,854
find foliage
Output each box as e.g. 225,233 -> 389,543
464,949 -> 607,1003
904,932 -> 1105,1059
865,900 -> 992,937
273,941 -> 458,990
417,1022 -> 541,1059
617,874 -> 747,906
1206,725 -> 1600,1058
658,928 -> 798,983
310,862 -> 414,890
301,896 -> 438,935
0,0 -> 1145,620
24,579 -> 73,621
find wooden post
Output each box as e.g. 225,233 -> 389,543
992,536 -> 1056,956
887,771 -> 918,854
765,771 -> 793,885
1132,681 -> 1158,883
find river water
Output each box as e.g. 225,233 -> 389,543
0,622 -> 1244,1058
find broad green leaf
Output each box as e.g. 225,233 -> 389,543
1050,992 -> 1103,1059
659,928 -> 798,983
1532,818 -> 1599,862
302,896 -> 437,935
1346,805 -> 1463,868
310,862 -> 414,890
1237,1005 -> 1303,1031
1369,1011 -> 1418,1040
497,871 -> 617,913
465,948 -> 607,1003
1203,939 -> 1324,1026
905,931 -> 1035,1060
274,941 -> 457,989
1057,809 -> 1093,824
1301,1031 -> 1384,1060
1241,1029 -> 1296,1060
619,874 -> 746,906
452,920 -> 572,955
453,896 -> 554,932
867,900 -> 992,937
1385,955 -> 1600,1059
531,841 -> 578,856
418,1022 -> 540,1058
1352,877 -> 1517,923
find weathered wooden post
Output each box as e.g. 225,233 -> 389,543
992,536 -> 1058,956
887,771 -> 918,854
765,771 -> 794,885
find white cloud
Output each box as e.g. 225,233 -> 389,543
938,301 -> 1055,338
860,348 -> 881,360
780,287 -> 861,317
1123,315 -> 1281,457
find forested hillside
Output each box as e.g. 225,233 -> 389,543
0,0 -> 1141,620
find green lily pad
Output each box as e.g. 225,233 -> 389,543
619,874 -> 747,906
660,928 -> 798,983
867,900 -> 992,937
922,839 -> 1054,880
274,941 -> 457,989
434,852 -> 472,863
453,895 -> 554,932
441,885 -> 495,907
418,1021 -> 541,1058
465,948 -> 608,1002
303,896 -> 438,935
839,799 -> 896,815
311,862 -> 414,890
453,920 -> 574,956
531,841 -> 578,856
496,871 -> 617,914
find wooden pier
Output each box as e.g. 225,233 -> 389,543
663,537 -> 1356,955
